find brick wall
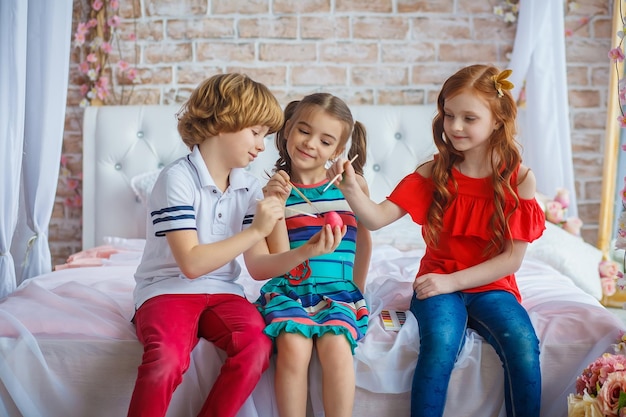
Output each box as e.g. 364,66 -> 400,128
52,0 -> 613,266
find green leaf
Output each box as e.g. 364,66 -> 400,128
618,391 -> 626,409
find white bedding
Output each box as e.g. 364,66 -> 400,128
0,239 -> 622,417
0,103 -> 621,417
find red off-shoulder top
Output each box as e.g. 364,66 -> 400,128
388,162 -> 545,302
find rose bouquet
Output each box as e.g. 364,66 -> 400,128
600,259 -> 624,298
569,341 -> 626,417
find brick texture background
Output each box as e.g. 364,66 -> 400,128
53,0 -> 613,266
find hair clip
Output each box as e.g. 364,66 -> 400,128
492,69 -> 514,98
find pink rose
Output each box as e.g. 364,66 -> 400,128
576,354 -> 626,396
602,277 -> 617,297
600,260 -> 620,278
610,47 -> 626,62
597,370 -> 626,417
545,201 -> 564,224
563,217 -> 583,235
554,188 -> 570,209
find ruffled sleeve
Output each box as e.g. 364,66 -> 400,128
507,197 -> 546,243
387,172 -> 434,225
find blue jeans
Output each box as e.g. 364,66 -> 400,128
409,290 -> 541,417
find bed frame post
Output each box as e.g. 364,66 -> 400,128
599,0 -> 625,306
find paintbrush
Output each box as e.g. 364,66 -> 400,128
264,169 -> 321,215
288,180 -> 316,207
255,198 -> 316,218
322,154 -> 358,193
285,206 -> 317,218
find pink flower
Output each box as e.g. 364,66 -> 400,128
117,60 -> 129,71
74,32 -> 86,46
545,201 -> 564,224
64,194 -> 83,208
96,76 -> 109,88
618,114 -> 626,128
86,53 -> 98,63
110,0 -> 119,10
126,67 -> 138,81
92,0 -> 103,11
76,22 -> 89,36
107,15 -> 120,28
610,47 -> 625,62
79,61 -> 90,74
576,354 -> 626,397
96,84 -> 109,100
565,28 -> 573,37
617,272 -> 626,291
563,216 -> 583,235
554,188 -> 570,208
72,195 -> 83,208
600,260 -> 620,278
598,371 -> 626,416
101,42 -> 112,54
602,277 -> 617,297
67,178 -> 80,191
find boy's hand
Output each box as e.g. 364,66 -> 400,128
251,196 -> 285,237
302,224 -> 346,258
263,170 -> 291,204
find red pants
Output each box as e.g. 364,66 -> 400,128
127,293 -> 272,417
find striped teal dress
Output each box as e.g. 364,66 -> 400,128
255,180 -> 369,353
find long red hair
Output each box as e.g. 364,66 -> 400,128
426,64 -> 522,256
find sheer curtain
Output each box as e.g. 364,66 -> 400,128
0,0 -> 73,298
508,0 -> 578,217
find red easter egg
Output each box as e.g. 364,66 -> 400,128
324,211 -> 343,229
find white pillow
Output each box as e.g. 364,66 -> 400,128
526,221 -> 603,299
370,215 -> 426,251
130,169 -> 162,204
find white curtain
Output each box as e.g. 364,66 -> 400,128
508,0 -> 578,217
0,0 -> 73,297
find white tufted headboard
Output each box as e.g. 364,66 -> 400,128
82,104 -> 438,249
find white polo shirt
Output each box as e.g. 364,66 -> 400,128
133,145 -> 263,309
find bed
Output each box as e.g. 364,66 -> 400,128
0,104 -> 622,417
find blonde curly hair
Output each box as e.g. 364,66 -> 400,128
177,73 -> 284,150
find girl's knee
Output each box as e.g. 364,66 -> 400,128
316,334 -> 353,366
276,333 -> 313,363
420,325 -> 465,354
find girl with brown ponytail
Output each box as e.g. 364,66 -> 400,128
256,93 -> 372,417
